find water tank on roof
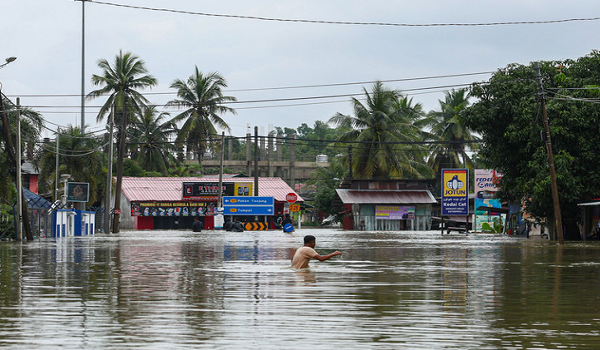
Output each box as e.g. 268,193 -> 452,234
316,154 -> 328,162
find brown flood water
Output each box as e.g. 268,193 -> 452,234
1,229 -> 600,349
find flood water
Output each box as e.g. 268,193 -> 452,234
1,228 -> 600,349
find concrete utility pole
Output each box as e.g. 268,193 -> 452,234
112,102 -> 127,233
254,126 -> 259,196
218,132 -> 225,208
104,106 -> 114,233
534,62 -> 564,244
80,0 -> 87,133
16,98 -> 22,241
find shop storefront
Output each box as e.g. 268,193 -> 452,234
117,176 -> 302,230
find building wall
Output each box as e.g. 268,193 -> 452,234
352,204 -> 432,231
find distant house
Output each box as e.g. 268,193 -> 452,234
336,179 -> 437,231
22,162 -> 39,194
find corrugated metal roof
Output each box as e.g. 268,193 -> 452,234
336,189 -> 436,204
121,177 -> 303,203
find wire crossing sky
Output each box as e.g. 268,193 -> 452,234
3,0 -> 600,137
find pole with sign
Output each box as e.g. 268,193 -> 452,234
441,169 -> 469,234
285,192 -> 300,229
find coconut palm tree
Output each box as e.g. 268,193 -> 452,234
167,67 -> 236,172
329,82 -> 430,179
128,106 -> 177,175
87,51 -> 157,233
424,88 -> 479,174
87,50 -> 157,126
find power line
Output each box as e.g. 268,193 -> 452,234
87,1 -> 600,27
5,71 -> 490,98
19,83 -> 474,110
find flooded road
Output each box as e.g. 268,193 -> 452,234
2,228 -> 600,349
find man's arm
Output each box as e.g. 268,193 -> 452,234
314,251 -> 342,262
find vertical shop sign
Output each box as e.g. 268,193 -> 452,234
441,169 -> 469,216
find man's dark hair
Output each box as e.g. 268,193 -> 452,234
304,235 -> 316,245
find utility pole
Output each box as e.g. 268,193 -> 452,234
217,132 -> 225,208
80,0 -> 86,133
112,101 -> 127,233
104,105 -> 114,233
534,62 -> 564,244
254,126 -> 259,196
16,98 -> 22,241
55,129 -> 60,201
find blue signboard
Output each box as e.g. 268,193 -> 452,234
224,206 -> 274,215
441,169 -> 469,216
223,196 -> 274,216
223,196 -> 274,206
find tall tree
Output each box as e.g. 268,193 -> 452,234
463,50 -> 600,239
87,51 -> 157,233
87,50 -> 157,127
0,95 -> 43,200
423,88 -> 479,187
128,106 -> 176,175
329,82 -> 431,179
167,67 -> 236,172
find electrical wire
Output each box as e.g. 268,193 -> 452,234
5,72 -> 487,99
86,1 -> 600,28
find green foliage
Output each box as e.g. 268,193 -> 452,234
0,203 -> 15,238
306,158 -> 347,216
463,50 -> 600,231
167,67 -> 236,172
36,126 -> 105,203
329,82 -> 432,179
122,158 -> 145,177
128,105 -> 177,175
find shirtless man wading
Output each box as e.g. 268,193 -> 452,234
291,235 -> 341,269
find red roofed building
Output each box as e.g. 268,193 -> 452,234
117,176 -> 302,230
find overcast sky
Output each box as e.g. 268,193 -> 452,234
2,0 -> 599,138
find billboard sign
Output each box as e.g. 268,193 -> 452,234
441,169 -> 469,216
182,182 -> 235,200
66,182 -> 89,202
474,169 -> 503,231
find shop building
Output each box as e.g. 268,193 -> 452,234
117,176 -> 302,230
336,179 -> 437,231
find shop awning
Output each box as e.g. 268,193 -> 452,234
336,189 -> 436,205
476,206 -> 509,214
578,201 -> 600,207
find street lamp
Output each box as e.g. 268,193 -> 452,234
0,57 -> 16,69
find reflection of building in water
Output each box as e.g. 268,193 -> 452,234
223,243 -> 290,262
442,248 -> 468,312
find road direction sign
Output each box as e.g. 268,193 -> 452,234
223,196 -> 274,216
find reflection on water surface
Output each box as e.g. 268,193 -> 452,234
1,229 -> 600,349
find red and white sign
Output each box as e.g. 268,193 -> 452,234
286,192 -> 298,203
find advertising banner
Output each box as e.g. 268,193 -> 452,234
234,183 -> 253,196
474,169 -> 503,232
375,205 -> 415,220
131,201 -> 214,217
441,169 -> 469,216
182,182 -> 235,200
